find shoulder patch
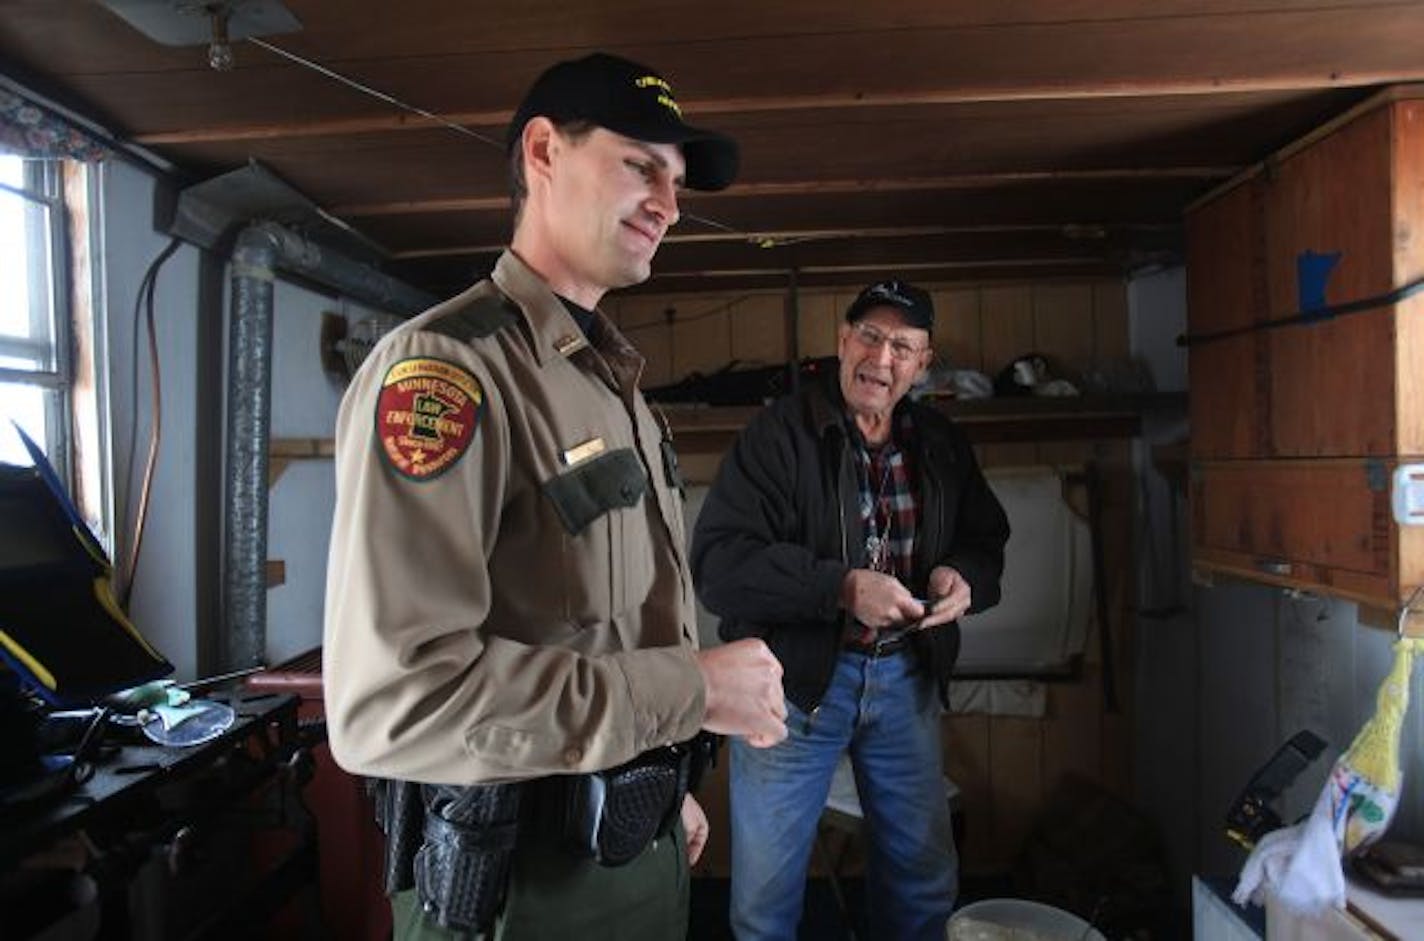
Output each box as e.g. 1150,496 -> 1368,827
375,357 -> 484,481
425,295 -> 518,343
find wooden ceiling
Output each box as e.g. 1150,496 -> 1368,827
2,1 -> 1422,297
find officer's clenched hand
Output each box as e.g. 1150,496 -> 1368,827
696,639 -> 787,748
841,569 -> 924,629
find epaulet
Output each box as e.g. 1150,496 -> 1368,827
424,294 -> 519,343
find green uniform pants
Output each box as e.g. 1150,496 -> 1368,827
390,822 -> 689,940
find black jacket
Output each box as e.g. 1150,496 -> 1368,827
691,376 -> 1010,711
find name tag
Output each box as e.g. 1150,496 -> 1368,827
561,437 -> 606,467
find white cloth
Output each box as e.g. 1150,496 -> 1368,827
1232,782 -> 1346,915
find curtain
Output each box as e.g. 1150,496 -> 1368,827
0,88 -> 109,162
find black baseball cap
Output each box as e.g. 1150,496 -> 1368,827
508,52 -> 739,192
845,280 -> 935,333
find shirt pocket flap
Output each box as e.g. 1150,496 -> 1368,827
541,448 -> 648,535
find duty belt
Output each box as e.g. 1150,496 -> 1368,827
368,733 -> 718,936
543,731 -> 717,867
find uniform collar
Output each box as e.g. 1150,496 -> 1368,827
490,249 -> 646,383
491,249 -> 592,366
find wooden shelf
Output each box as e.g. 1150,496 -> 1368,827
268,437 -> 335,487
663,393 -> 1183,451
258,397 -> 1179,489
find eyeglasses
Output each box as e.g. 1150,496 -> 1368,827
849,322 -> 927,363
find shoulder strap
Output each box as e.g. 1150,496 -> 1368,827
425,294 -> 519,343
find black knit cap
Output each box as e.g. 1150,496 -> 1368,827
507,52 -> 739,192
845,280 -> 935,333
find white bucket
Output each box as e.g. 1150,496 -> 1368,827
946,897 -> 1107,941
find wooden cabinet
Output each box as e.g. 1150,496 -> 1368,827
1262,104 -> 1399,458
1187,91 -> 1424,606
1191,458 -> 1424,605
1186,178 -> 1268,459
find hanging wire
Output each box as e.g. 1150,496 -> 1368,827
245,38 -> 762,243
681,211 -> 739,234
616,294 -> 757,334
1397,583 -> 1424,639
246,38 -> 505,149
119,238 -> 181,608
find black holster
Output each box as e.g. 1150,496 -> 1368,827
557,732 -> 718,867
369,778 -> 521,937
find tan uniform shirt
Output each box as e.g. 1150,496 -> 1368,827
323,251 -> 704,785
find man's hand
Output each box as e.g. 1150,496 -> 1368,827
841,569 -> 925,628
681,793 -> 709,866
696,639 -> 787,748
918,566 -> 971,629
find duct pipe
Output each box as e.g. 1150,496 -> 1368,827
221,221 -> 435,669
239,221 -> 436,316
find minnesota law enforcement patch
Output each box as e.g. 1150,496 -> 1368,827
375,357 -> 483,480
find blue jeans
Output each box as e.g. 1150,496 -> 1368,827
729,649 -> 956,941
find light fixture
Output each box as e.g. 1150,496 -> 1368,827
98,1 -> 302,71
207,6 -> 234,71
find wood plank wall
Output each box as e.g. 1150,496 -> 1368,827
607,277 -> 1136,878
604,279 -> 1130,390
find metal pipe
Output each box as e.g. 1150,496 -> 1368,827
245,221 -> 436,316
222,225 -> 279,670
221,222 -> 434,669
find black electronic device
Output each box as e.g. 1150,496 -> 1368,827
1225,729 -> 1328,850
0,423 -> 171,706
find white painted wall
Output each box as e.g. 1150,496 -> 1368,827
1128,265 -> 1187,394
103,158 -> 204,680
101,160 -> 376,679
1130,265 -> 1424,904
265,285 -> 365,667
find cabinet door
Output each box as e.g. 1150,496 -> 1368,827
1187,180 -> 1268,459
1393,100 -> 1424,456
1191,460 -> 1398,604
1186,97 -> 1424,606
1263,106 -> 1397,457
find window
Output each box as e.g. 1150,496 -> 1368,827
0,154 -> 70,478
0,152 -> 108,552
